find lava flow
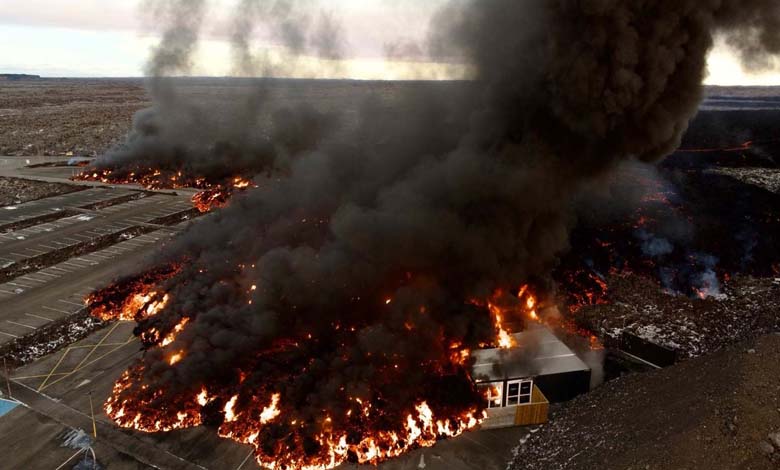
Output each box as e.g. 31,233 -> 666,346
86,273 -> 546,469
84,263 -> 182,321
74,167 -> 255,212
674,137 -> 780,154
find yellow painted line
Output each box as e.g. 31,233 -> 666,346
37,348 -> 71,391
71,322 -> 121,372
12,372 -> 70,380
58,342 -> 130,350
41,337 -> 137,392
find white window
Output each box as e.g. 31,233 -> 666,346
506,379 -> 533,406
479,383 -> 503,409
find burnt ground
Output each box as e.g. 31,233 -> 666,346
0,176 -> 83,206
510,333 -> 780,470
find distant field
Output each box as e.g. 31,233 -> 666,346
2,78 -> 780,158
0,79 -> 149,157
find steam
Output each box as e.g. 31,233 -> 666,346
91,0 -> 780,464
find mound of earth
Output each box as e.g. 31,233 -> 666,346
511,333 -> 780,470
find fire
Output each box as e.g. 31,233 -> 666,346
224,395 -> 239,422
675,139 -> 763,154
95,290 -> 488,469
191,188 -> 231,213
196,388 -> 211,407
104,368 -> 204,433
161,317 -> 190,347
90,270 -> 549,469
480,285 -> 541,349
492,309 -> 515,349
560,269 -> 611,314
73,166 -> 256,212
84,264 -> 181,321
168,351 -> 184,365
259,393 -> 281,424
215,399 -> 483,470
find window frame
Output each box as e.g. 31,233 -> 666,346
480,382 -> 504,409
505,379 -> 534,406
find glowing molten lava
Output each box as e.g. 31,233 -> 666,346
74,167 -> 255,212
84,264 -> 182,321
88,270 -> 511,469
675,140 -> 756,153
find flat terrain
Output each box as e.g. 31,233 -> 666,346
0,79 -> 149,156
0,176 -> 83,206
0,79 -> 778,470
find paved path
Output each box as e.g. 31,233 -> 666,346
4,372 -> 207,470
0,193 -> 191,266
0,187 -> 137,228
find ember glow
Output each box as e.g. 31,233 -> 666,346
84,264 -> 181,321
475,285 -> 542,349
87,274 -> 504,469
73,167 -> 255,212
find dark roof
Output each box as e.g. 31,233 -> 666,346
471,326 -> 590,383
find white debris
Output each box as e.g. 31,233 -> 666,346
62,429 -> 92,450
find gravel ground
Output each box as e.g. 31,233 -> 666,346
577,274 -> 780,359
0,79 -> 149,156
510,333 -> 780,470
709,167 -> 780,194
0,176 -> 83,207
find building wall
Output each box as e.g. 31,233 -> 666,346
534,370 -> 591,402
480,384 -> 549,429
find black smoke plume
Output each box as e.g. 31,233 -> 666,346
89,0 -> 780,466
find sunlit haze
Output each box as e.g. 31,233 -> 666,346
2,0 -> 780,84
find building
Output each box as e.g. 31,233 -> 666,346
471,326 -> 591,429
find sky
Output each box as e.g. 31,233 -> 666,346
2,0 -> 780,84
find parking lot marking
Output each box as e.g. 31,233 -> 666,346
25,313 -> 53,322
0,330 -> 19,338
71,322 -> 121,373
41,333 -> 136,392
37,349 -> 70,391
7,320 -> 36,330
236,450 -> 255,470
12,372 -> 69,380
8,282 -> 32,288
42,305 -> 71,315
